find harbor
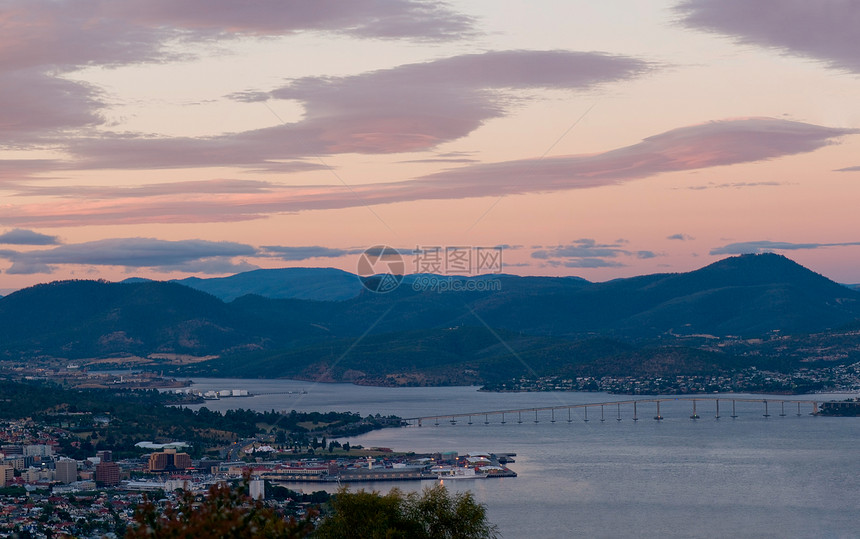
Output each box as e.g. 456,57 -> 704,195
170,387 -> 307,400
257,452 -> 517,484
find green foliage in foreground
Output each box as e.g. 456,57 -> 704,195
125,479 -> 498,539
315,485 -> 499,539
127,475 -> 315,539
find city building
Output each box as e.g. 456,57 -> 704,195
249,479 -> 264,500
7,456 -> 35,470
0,445 -> 23,456
0,465 -> 13,487
147,448 -> 192,472
55,459 -> 78,484
24,444 -> 53,458
95,461 -> 121,486
22,467 -> 53,483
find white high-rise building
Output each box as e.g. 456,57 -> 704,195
24,445 -> 54,458
249,479 -> 265,500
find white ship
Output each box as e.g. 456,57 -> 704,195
432,466 -> 485,480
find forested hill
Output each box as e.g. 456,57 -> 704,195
1,254 -> 858,382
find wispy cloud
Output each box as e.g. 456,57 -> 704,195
11,179 -> 289,198
835,165 -> 860,172
548,258 -> 626,269
0,237 -> 384,274
55,50 -> 650,171
531,239 -> 660,268
532,239 -> 630,260
676,0 -> 860,73
667,233 -> 694,241
1,0 -> 472,72
399,158 -> 480,164
710,240 -> 860,255
0,238 -> 258,275
400,118 -> 855,198
0,160 -> 66,184
0,229 -> 60,246
0,69 -> 104,143
0,0 -> 475,149
261,245 -> 366,261
680,181 -> 783,190
124,0 -> 475,42
1,118 -> 855,227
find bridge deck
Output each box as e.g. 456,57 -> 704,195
403,397 -> 820,423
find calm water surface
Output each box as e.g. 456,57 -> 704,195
181,379 -> 860,539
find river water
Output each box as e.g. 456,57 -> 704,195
180,378 -> 860,538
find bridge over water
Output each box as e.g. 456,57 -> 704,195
403,397 -> 821,427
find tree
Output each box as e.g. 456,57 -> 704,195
125,477 -> 497,538
314,488 -> 409,538
126,473 -> 314,539
404,484 -> 497,539
313,484 -> 499,539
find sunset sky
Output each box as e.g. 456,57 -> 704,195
2,0 -> 860,292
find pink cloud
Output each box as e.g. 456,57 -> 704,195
711,240 -> 860,255
10,179 -> 282,198
0,5 -> 649,177
0,0 -> 474,152
0,237 -> 258,274
400,117 -> 858,196
0,0 -> 471,72
56,50 -> 649,170
122,0 -> 474,41
0,160 -> 64,184
0,2 -> 168,71
677,0 -> 860,73
0,69 -> 103,142
2,118 -> 855,227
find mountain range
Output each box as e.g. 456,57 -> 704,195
171,267 -> 365,302
1,253 -> 858,384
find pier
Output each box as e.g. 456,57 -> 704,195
403,397 -> 820,427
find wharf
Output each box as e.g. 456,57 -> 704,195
261,453 -> 517,483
